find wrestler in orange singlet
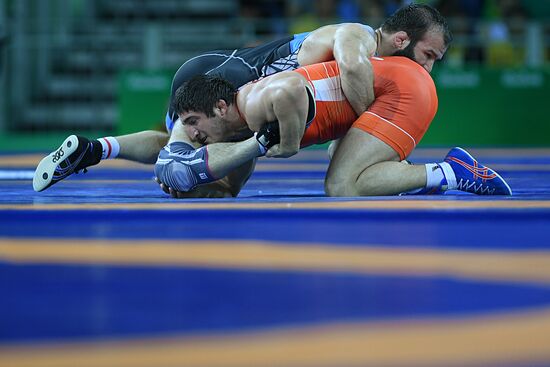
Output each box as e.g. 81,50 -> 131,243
155,55 -> 512,197
295,56 -> 438,160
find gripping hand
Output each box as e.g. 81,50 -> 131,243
255,121 -> 280,155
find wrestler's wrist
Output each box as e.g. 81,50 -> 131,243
255,121 -> 280,156
253,133 -> 268,156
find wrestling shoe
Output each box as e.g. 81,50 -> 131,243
443,147 -> 512,195
33,135 -> 101,192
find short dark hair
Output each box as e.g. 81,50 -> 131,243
172,74 -> 236,117
381,3 -> 452,46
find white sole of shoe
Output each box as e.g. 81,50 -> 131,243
33,135 -> 79,192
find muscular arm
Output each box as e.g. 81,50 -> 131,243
157,71 -> 310,196
333,24 -> 376,115
265,83 -> 308,158
298,23 -> 376,115
243,73 -> 308,158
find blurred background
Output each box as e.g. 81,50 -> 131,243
0,0 -> 549,150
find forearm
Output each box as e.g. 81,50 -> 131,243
267,86 -> 307,158
206,137 -> 261,179
339,61 -> 375,116
270,119 -> 303,158
333,25 -> 376,115
165,159 -> 255,198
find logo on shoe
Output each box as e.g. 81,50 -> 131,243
52,148 -> 64,163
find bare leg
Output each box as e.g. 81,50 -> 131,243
117,130 -> 169,164
351,160 -> 426,196
325,127 -> 426,196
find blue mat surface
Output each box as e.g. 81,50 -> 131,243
1,148 -> 550,367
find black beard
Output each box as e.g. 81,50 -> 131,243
391,41 -> 418,63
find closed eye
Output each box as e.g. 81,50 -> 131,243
183,117 -> 198,126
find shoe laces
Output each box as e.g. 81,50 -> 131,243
457,178 -> 495,195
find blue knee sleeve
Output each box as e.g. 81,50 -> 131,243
155,142 -> 216,192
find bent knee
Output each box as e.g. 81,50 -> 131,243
324,176 -> 356,197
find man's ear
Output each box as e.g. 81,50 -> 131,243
215,99 -> 228,116
393,31 -> 411,50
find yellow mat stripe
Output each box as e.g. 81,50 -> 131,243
2,239 -> 550,285
1,307 -> 550,367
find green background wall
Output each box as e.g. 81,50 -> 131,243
118,70 -> 173,135
117,67 -> 550,147
424,67 -> 549,146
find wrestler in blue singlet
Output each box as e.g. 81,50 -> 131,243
165,25 -> 375,132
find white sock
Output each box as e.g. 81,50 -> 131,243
425,163 -> 445,189
424,161 -> 458,191
99,137 -> 120,160
438,162 -> 457,190
402,162 -> 457,195
402,163 -> 444,195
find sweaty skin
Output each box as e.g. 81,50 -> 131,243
298,23 -> 377,115
162,56 -> 439,198
157,22 -> 449,197
237,73 -> 311,158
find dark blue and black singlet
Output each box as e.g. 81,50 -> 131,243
165,32 -> 310,131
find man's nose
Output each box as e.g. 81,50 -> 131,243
184,125 -> 199,139
424,59 -> 434,73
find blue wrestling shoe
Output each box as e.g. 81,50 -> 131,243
33,135 -> 101,192
443,147 -> 512,195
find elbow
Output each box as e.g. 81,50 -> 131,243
280,142 -> 301,157
334,23 -> 377,58
266,143 -> 300,158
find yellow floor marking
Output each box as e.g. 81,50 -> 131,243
1,307 -> 550,367
2,239 -> 550,285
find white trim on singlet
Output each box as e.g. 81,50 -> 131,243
299,67 -> 318,101
311,76 -> 345,102
364,111 -> 417,147
205,50 -> 259,76
204,53 -> 234,74
173,52 -> 260,80
261,50 -> 300,77
301,66 -> 312,82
